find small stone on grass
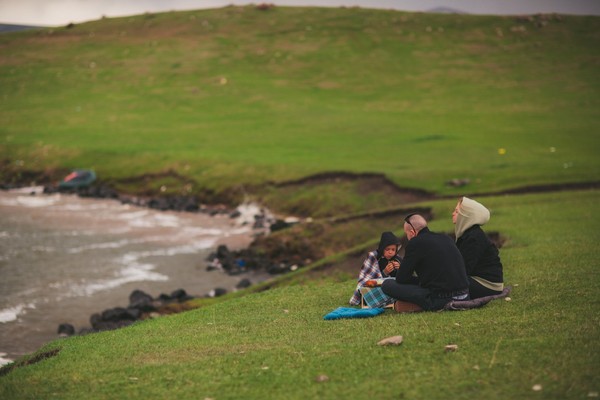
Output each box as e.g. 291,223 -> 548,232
445,344 -> 458,352
377,335 -> 404,346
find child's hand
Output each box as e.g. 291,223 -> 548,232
391,260 -> 400,269
384,263 -> 395,275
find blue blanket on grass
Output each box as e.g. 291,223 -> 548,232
323,307 -> 385,320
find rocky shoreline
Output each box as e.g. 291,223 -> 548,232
40,183 -> 262,220
42,182 -> 311,270
1,181 -> 311,348
57,276 -> 252,338
55,238 -> 307,339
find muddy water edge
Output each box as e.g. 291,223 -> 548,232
0,187 -> 270,365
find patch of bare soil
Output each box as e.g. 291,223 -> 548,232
469,181 -> 600,197
274,171 -> 433,203
0,160 -> 67,188
0,348 -> 60,376
275,171 -> 600,204
259,172 -> 436,219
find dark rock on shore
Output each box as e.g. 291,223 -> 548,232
205,244 -> 305,277
269,219 -> 295,232
101,307 -> 139,322
44,183 -> 224,215
236,278 -> 252,289
207,288 -> 227,298
58,284 -> 250,338
57,323 -> 75,337
267,263 -> 291,274
128,289 -> 156,312
170,289 -> 194,302
90,317 -> 135,332
60,289 -> 192,337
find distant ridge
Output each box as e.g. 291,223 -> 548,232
0,23 -> 42,34
427,7 -> 467,14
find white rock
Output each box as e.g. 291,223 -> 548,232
377,335 -> 403,346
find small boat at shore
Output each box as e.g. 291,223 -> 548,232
58,169 -> 96,190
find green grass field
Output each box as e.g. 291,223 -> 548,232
0,5 -> 599,399
1,190 -> 598,399
1,6 -> 599,203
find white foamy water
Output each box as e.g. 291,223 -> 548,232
0,352 -> 13,367
66,238 -> 151,253
0,188 -> 269,363
65,263 -> 170,297
0,303 -> 36,324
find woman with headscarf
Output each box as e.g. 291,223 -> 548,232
453,197 -> 504,299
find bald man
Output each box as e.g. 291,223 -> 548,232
381,213 -> 469,311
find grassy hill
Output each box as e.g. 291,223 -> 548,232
1,6 -> 599,215
0,6 -> 599,399
0,23 -> 43,34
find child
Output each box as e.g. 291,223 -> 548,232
349,231 -> 402,306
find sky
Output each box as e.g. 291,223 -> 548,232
1,0 -> 599,26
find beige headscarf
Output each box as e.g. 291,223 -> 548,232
454,197 -> 490,241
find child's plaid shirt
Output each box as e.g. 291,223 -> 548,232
349,251 -> 384,306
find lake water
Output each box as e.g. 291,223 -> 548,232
0,187 -> 269,365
